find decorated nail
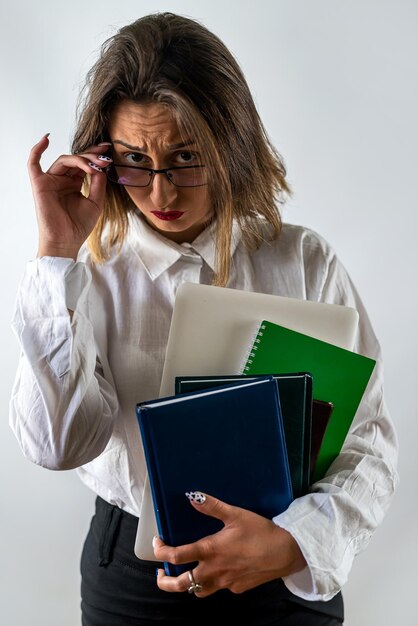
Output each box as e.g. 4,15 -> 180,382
88,162 -> 103,172
97,155 -> 113,162
185,491 -> 206,504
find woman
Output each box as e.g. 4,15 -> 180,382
9,12 -> 398,625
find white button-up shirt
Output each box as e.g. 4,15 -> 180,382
9,211 -> 398,602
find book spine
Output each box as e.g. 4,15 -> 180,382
238,321 -> 266,374
137,407 -> 168,543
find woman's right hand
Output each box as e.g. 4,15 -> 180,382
28,134 -> 111,260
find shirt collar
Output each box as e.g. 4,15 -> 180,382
127,211 -> 241,280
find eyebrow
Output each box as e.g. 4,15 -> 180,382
112,139 -> 196,151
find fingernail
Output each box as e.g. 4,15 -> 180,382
89,162 -> 103,172
98,142 -> 112,146
185,491 -> 206,504
97,155 -> 113,162
152,535 -> 157,548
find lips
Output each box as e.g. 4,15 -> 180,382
151,211 -> 185,221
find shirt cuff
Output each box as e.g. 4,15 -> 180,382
272,488 -> 355,602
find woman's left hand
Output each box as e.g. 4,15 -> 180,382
154,492 -> 307,597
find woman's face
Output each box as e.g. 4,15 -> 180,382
108,100 -> 213,243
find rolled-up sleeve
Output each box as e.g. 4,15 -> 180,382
273,250 -> 399,601
9,257 -> 119,471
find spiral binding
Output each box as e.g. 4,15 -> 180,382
238,321 -> 266,373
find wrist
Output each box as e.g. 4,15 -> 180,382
273,526 -> 307,577
37,242 -> 81,261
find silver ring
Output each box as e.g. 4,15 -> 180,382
187,570 -> 203,594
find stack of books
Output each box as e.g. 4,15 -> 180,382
137,375 -> 293,575
135,284 -> 376,574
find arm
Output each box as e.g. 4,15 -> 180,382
9,135 -> 119,470
273,251 -> 399,600
9,256 -> 119,470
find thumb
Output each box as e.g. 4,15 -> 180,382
87,167 -> 107,209
185,491 -> 239,523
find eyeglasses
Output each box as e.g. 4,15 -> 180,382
105,163 -> 207,188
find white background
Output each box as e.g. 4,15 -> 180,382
1,1 -> 417,624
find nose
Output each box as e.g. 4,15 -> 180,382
149,171 -> 178,209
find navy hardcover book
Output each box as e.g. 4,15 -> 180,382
136,376 -> 293,576
175,373 -> 313,497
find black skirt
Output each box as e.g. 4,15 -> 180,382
80,497 -> 344,625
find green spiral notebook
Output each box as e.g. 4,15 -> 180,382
239,320 -> 376,481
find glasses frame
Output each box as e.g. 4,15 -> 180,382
105,163 -> 207,188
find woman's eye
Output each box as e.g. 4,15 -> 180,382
176,151 -> 198,164
125,153 -> 146,164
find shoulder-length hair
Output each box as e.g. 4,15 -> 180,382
72,12 -> 291,286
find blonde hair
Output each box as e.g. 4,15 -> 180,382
72,12 -> 291,286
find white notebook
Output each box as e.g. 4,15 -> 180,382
135,282 -> 359,561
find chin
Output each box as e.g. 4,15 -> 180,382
155,219 -> 207,243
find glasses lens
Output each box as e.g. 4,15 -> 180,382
170,167 -> 206,187
107,165 -> 152,187
106,164 -> 207,187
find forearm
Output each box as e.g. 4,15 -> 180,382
274,401 -> 398,600
279,247 -> 398,600
10,337 -> 117,470
9,257 -> 119,470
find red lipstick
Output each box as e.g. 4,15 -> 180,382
151,211 -> 185,221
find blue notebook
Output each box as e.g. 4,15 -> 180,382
136,376 -> 293,576
175,373 -> 313,498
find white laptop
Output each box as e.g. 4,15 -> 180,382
135,282 -> 359,561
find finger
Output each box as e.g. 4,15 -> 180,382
185,491 -> 239,523
88,165 -> 108,207
75,152 -> 113,166
48,154 -> 106,178
156,568 -> 191,594
73,143 -> 113,167
153,535 -> 204,567
157,567 -> 216,597
153,494 -> 238,566
76,142 -> 112,155
63,169 -> 87,182
27,133 -> 50,180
